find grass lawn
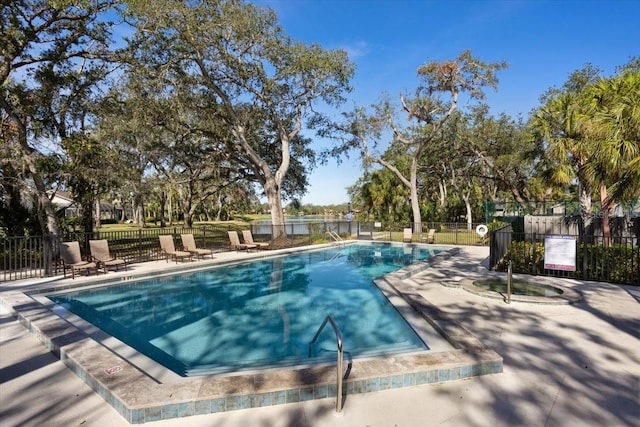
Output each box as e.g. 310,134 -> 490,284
384,228 -> 485,246
96,219 -> 251,232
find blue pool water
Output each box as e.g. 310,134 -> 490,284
48,243 -> 442,376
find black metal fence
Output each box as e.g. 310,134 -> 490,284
1,221 -> 491,282
489,224 -> 512,269
352,221 -> 489,245
489,227 -> 639,285
1,225 -> 246,282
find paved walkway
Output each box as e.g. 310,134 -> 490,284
1,246 -> 638,426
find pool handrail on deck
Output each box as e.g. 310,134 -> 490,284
309,315 -> 344,413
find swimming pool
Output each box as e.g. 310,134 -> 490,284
48,243 -> 443,376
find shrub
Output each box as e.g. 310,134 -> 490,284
499,240 -> 639,284
575,243 -> 640,284
488,220 -> 509,232
496,241 -> 544,273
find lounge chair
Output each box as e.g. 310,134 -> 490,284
181,234 -> 214,259
228,231 -> 257,251
422,229 -> 436,244
241,229 -> 269,249
159,235 -> 192,263
402,228 -> 412,243
60,241 -> 99,279
89,239 -> 127,272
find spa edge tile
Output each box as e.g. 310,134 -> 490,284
300,387 -> 315,401
448,367 -> 461,381
347,380 -> 366,394
177,402 -> 195,417
225,395 -> 248,411
327,383 -> 337,398
130,409 -> 144,424
391,375 -> 404,388
161,403 -> 180,419
366,378 -> 381,392
313,385 -> 328,399
437,368 -> 450,382
144,406 -> 162,422
459,364 -> 472,378
285,389 -> 300,403
415,371 -> 429,385
271,390 -> 287,405
379,376 -> 392,390
194,398 -> 211,415
209,398 -> 226,413
248,392 -> 273,408
403,373 -> 417,386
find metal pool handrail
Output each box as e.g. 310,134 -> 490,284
326,231 -> 345,247
308,315 -> 344,413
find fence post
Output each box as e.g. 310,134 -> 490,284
507,263 -> 512,304
202,226 -> 207,249
531,232 -> 536,274
138,229 -> 143,261
583,234 -> 591,280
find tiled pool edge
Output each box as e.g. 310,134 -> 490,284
1,246 -> 503,424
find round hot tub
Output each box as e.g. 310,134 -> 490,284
457,277 -> 582,305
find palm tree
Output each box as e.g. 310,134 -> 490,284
582,70 -> 640,245
531,91 -> 594,232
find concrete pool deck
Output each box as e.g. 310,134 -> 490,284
1,245 -> 639,426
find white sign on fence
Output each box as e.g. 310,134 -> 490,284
544,235 -> 577,271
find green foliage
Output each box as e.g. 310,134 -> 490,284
487,220 -> 508,232
498,240 -> 639,284
575,243 -> 640,284
58,216 -> 82,234
327,51 -> 507,229
496,241 -> 544,273
123,0 -> 355,231
530,61 -> 640,237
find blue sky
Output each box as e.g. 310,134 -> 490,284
253,0 -> 640,206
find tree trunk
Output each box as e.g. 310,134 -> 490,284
134,193 -> 145,228
579,183 -> 593,232
463,191 -> 473,230
167,191 -> 173,225
600,183 -> 612,247
438,180 -> 447,207
183,211 -> 192,228
160,190 -> 167,227
182,197 -> 193,228
82,197 -> 94,234
215,194 -> 223,221
180,183 -> 197,228
25,157 -> 59,237
410,157 -> 422,233
265,178 -> 286,239
95,198 -> 102,229
410,185 -> 421,233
